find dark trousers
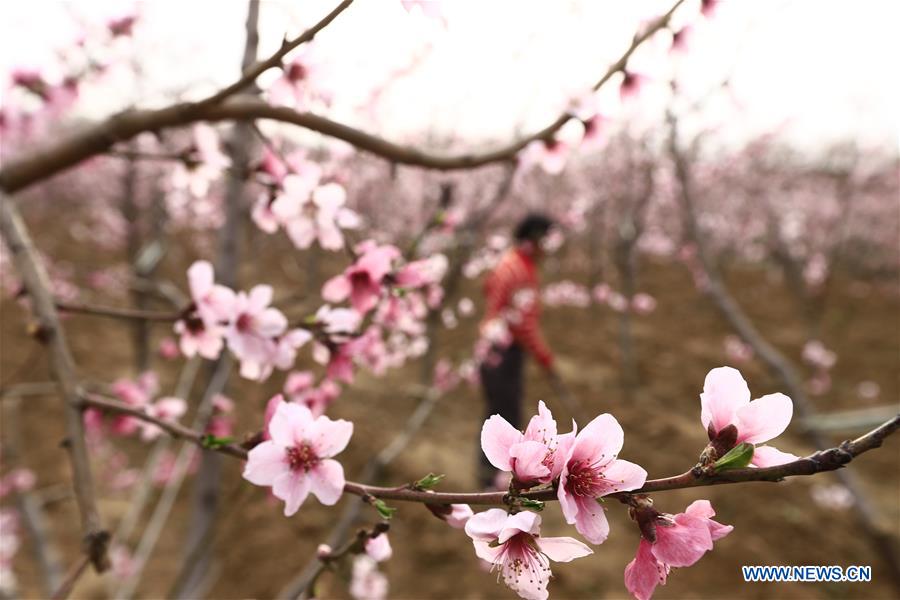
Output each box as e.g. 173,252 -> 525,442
478,343 -> 524,488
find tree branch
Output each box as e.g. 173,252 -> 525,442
55,300 -> 182,321
0,0 -> 683,193
76,391 -> 899,506
0,195 -> 109,572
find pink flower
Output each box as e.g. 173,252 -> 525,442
465,509 -> 592,600
723,335 -> 753,363
108,15 -> 137,37
701,0 -> 719,18
284,372 -> 340,416
670,26 -> 693,53
481,401 -> 575,489
700,367 -> 799,467
620,71 -> 648,102
322,243 -> 401,314
446,504 -> 474,528
225,285 -> 288,380
624,500 -> 732,600
631,293 -> 656,315
365,533 -> 392,562
243,400 -> 352,516
140,397 -> 187,441
801,340 -> 837,370
557,414 -> 647,544
272,178 -> 360,251
170,124 -> 230,198
518,139 -> 569,176
207,394 -> 234,438
350,555 -> 388,600
175,261 -> 235,360
158,337 -> 179,360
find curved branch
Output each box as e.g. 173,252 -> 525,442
0,0 -> 683,194
78,392 -> 899,506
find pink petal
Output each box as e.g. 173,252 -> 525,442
700,366 -> 751,434
446,504 -> 473,529
243,441 -> 287,485
549,429 -> 577,480
272,471 -> 311,516
556,466 -> 579,523
471,540 -> 503,564
187,260 -> 214,299
684,499 -> 715,520
593,459 -> 648,496
317,223 -> 344,251
498,510 -> 540,543
248,285 -> 274,312
480,415 -> 521,471
307,416 -> 353,458
464,508 -> 508,542
286,217 -> 317,249
322,274 -> 352,303
573,495 -> 611,544
624,539 -> 666,600
509,440 -> 551,484
312,182 -> 346,211
750,444 -> 800,467
350,281 -> 381,314
570,413 -> 623,466
256,308 -> 288,337
365,533 -> 392,562
535,536 -> 593,562
735,393 -> 793,444
523,400 -> 557,442
651,516 -> 713,567
269,401 -> 312,447
308,458 -> 345,506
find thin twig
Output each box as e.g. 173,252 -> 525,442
56,300 -> 182,321
74,391 -> 900,505
50,555 -> 90,600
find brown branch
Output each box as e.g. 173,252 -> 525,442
75,387 -> 899,505
0,195 -> 109,572
196,0 -> 355,108
0,0 -> 682,194
55,300 -> 182,321
80,392 -> 247,459
50,555 -> 91,600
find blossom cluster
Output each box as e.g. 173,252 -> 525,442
174,260 -> 311,381
456,367 -> 795,599
84,372 -> 187,441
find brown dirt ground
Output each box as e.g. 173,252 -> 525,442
2,215 -> 899,600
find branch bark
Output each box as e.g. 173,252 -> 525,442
76,392 -> 899,505
0,194 -> 109,572
0,1 -> 683,194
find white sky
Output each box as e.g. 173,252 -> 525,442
1,0 -> 898,156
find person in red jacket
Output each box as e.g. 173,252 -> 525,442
477,213 -> 558,488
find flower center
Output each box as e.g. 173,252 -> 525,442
350,271 -> 371,287
566,460 -> 604,498
235,313 -> 253,332
285,443 -> 319,472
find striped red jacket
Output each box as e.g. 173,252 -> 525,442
481,248 -> 554,368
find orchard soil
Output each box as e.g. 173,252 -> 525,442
2,221 -> 899,600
